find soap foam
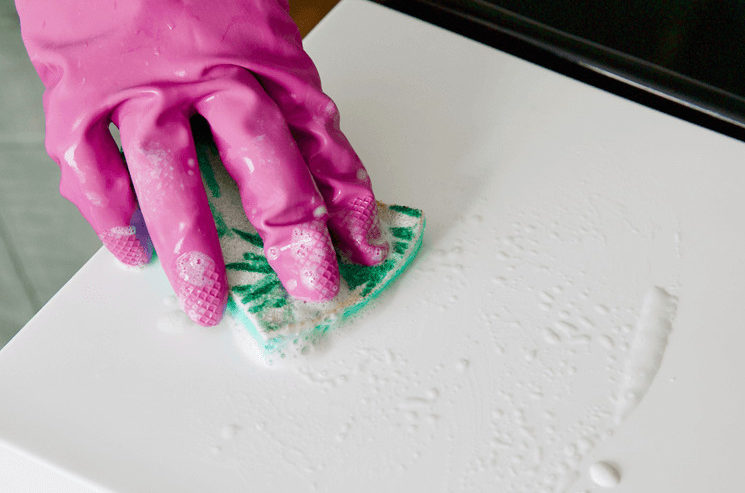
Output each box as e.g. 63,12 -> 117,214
181,125 -> 682,491
614,286 -> 678,423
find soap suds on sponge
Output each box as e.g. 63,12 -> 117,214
195,135 -> 424,362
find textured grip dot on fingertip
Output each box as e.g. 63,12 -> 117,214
280,221 -> 340,302
333,196 -> 389,265
100,225 -> 152,266
300,260 -> 339,300
175,251 -> 227,326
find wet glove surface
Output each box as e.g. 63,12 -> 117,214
15,0 -> 389,325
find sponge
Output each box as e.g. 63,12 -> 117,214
195,138 -> 425,360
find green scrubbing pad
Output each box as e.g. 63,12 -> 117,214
195,138 -> 425,360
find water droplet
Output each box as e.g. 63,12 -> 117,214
220,424 -> 241,440
335,375 -> 348,385
589,461 -> 621,488
539,291 -> 554,303
555,320 -> 578,335
598,335 -> 615,350
543,328 -> 561,344
455,359 -> 470,372
595,304 -> 609,315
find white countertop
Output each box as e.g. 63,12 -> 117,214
2,1 -> 745,491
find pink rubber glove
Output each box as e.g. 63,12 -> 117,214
15,0 -> 389,326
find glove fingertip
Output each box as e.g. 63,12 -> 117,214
173,250 -> 229,327
265,219 -> 341,303
100,227 -> 152,267
328,194 -> 389,267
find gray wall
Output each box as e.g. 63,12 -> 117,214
0,2 -> 99,347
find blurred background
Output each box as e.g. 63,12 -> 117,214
0,0 -> 340,347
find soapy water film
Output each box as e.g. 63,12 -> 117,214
155,188 -> 679,492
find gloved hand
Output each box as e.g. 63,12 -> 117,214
15,0 -> 389,326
